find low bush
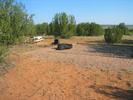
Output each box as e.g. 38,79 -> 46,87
76,23 -> 104,36
104,26 -> 124,44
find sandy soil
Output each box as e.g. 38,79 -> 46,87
0,37 -> 133,100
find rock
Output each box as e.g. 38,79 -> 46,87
52,39 -> 60,45
126,81 -> 133,87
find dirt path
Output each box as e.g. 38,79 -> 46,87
0,44 -> 133,100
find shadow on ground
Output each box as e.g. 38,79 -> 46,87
122,40 -> 133,45
90,85 -> 133,100
88,44 -> 133,58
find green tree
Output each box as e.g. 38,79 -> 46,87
118,23 -> 129,35
36,23 -> 48,35
48,22 -> 54,35
0,0 -> 35,45
76,23 -> 104,36
24,15 -> 36,37
76,23 -> 90,36
49,12 -> 76,38
89,23 -> 104,36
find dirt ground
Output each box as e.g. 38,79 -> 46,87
0,36 -> 133,100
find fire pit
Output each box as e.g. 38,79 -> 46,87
57,43 -> 73,50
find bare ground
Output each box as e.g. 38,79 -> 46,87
0,36 -> 133,100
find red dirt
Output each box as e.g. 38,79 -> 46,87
0,38 -> 133,100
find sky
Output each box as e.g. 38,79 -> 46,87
17,0 -> 133,25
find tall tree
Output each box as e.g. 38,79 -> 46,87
49,12 -> 76,38
0,0 -> 35,44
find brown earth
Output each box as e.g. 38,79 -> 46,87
0,36 -> 133,100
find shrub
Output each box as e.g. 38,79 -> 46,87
104,26 -> 124,44
118,23 -> 129,35
0,34 -> 16,45
76,23 -> 104,36
89,23 -> 104,36
76,23 -> 90,36
0,45 -> 8,63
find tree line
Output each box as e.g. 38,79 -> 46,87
0,0 -> 131,45
35,13 -> 105,37
35,14 -> 130,39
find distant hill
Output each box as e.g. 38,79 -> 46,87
101,25 -> 133,30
